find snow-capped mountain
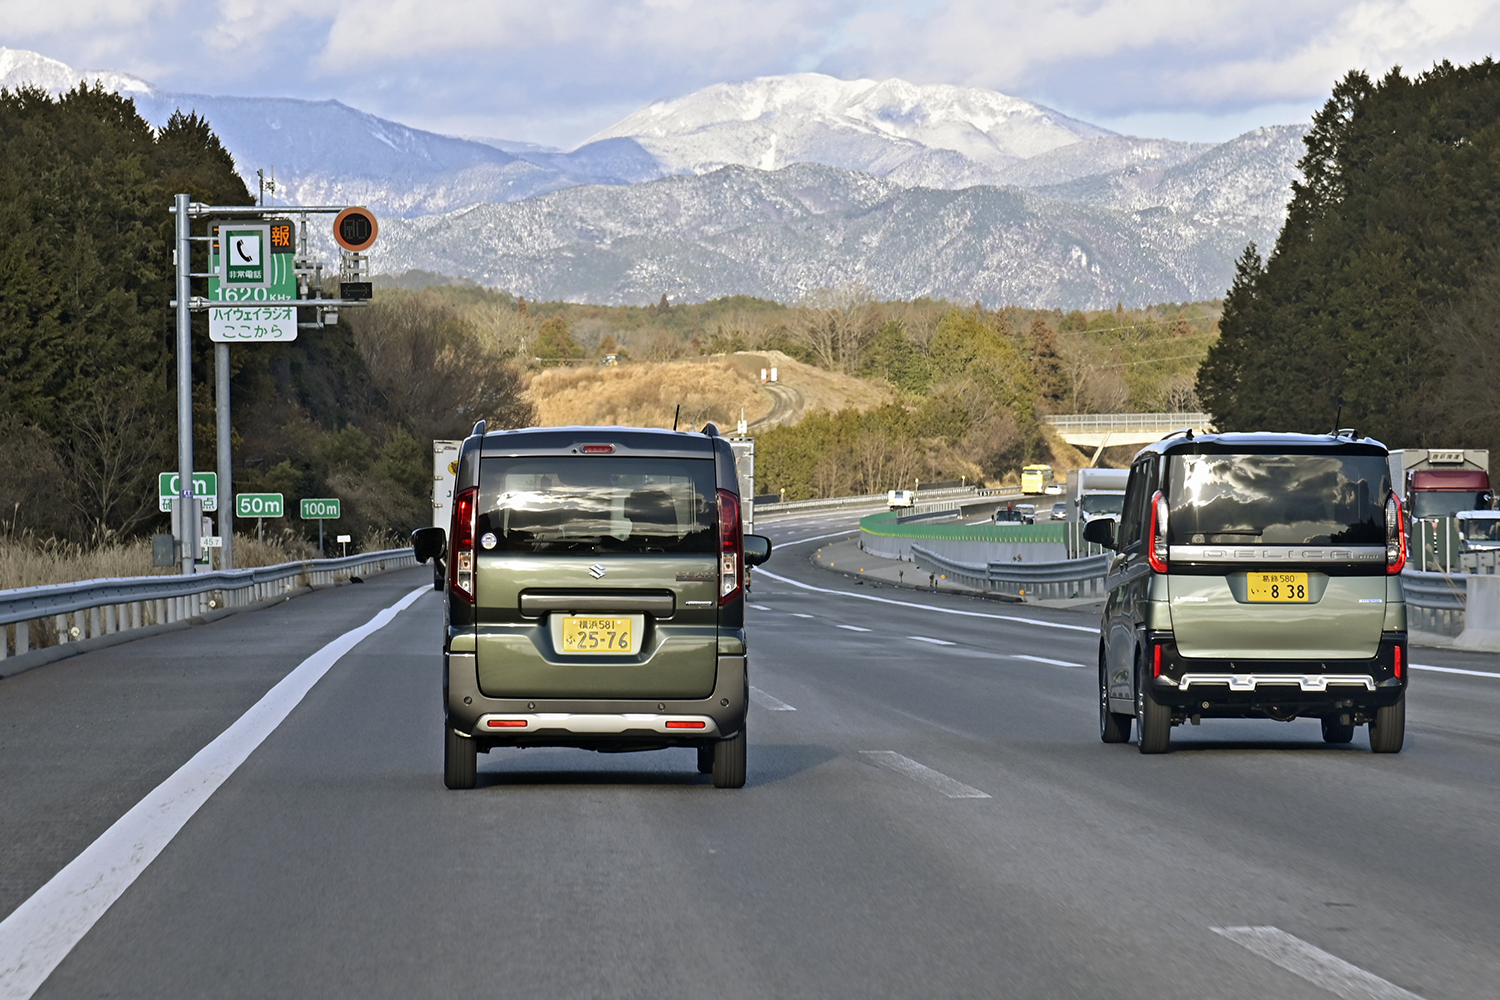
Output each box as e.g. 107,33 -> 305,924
2,46 -> 1311,305
587,73 -> 1113,183
373,147 -> 1305,310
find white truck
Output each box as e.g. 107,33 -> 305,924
1065,467 -> 1129,524
887,489 -> 915,510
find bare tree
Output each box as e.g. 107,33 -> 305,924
66,374 -> 168,539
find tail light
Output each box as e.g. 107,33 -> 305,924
718,488 -> 742,604
1393,643 -> 1403,679
1386,494 -> 1406,574
1152,643 -> 1163,678
1147,491 -> 1169,573
450,485 -> 477,603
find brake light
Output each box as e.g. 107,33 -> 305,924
1386,494 -> 1407,575
581,444 -> 614,454
1393,644 -> 1402,679
1147,491 -> 1169,573
450,485 -> 477,603
718,488 -> 742,604
1152,643 -> 1162,678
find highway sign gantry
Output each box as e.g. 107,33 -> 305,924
300,498 -> 341,519
236,493 -> 284,518
158,472 -> 218,512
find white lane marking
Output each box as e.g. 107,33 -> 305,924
1212,926 -> 1425,1000
789,613 -> 814,618
748,604 -> 772,611
750,686 -> 797,711
0,586 -> 430,1000
757,568 -> 1097,633
775,530 -> 858,546
1411,662 -> 1500,679
859,751 -> 991,799
836,624 -> 872,632
1012,654 -> 1085,667
908,636 -> 956,646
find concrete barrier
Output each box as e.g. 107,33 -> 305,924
1456,573 -> 1500,651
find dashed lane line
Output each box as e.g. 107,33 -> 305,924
1411,662 -> 1500,679
1212,926 -> 1425,1000
0,586 -> 431,1000
789,613 -> 814,618
772,530 -> 859,546
749,687 -> 797,711
859,751 -> 991,799
748,604 -> 772,611
908,636 -> 956,646
836,624 -> 872,632
1012,654 -> 1086,667
756,569 -> 1097,634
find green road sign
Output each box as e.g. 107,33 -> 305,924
300,498 -> 341,519
158,472 -> 218,512
208,218 -> 299,342
236,492 -> 284,518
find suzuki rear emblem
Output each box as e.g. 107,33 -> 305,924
588,563 -> 607,579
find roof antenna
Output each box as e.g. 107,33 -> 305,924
1331,397 -> 1343,435
672,404 -> 681,432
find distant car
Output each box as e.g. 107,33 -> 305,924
1015,503 -> 1037,524
1049,501 -> 1069,521
1044,483 -> 1064,495
887,489 -> 915,510
993,505 -> 1023,523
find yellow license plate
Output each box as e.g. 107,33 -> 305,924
1246,572 -> 1309,602
559,616 -> 638,654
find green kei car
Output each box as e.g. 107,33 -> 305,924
413,422 -> 772,788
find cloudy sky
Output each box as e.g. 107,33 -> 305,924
3,0 -> 1498,148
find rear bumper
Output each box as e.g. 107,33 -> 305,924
445,651 -> 747,750
1144,631 -> 1406,719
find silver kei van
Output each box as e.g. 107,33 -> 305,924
1083,431 -> 1409,754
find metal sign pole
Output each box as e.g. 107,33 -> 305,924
216,342 -> 234,570
173,194 -> 197,575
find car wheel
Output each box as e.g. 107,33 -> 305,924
712,726 -> 747,788
697,745 -> 714,774
1136,659 -> 1171,754
1321,716 -> 1355,744
1100,656 -> 1131,744
444,724 -> 477,789
1368,694 -> 1406,753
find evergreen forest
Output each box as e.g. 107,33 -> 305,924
1199,58 -> 1500,452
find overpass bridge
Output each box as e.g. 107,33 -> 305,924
1042,412 -> 1213,452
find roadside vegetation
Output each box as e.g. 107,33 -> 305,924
1200,57 -> 1500,453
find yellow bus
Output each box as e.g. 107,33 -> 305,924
1020,464 -> 1053,495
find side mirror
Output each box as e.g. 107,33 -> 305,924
411,525 -> 446,564
743,534 -> 773,567
1082,517 -> 1117,550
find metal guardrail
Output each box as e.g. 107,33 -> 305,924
1,549 -> 416,663
755,486 -> 985,519
910,544 -> 1111,600
1400,568 -> 1467,638
1042,412 -> 1211,433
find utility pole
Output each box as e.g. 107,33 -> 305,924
173,193 -> 197,574
216,342 -> 233,570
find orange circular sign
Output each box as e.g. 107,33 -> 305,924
333,206 -> 378,252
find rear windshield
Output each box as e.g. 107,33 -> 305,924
1080,493 -> 1124,516
1166,452 -> 1389,546
477,456 -> 717,554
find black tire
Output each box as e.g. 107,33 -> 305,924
1136,661 -> 1171,754
1321,716 -> 1355,744
1100,658 -> 1131,744
1368,694 -> 1406,753
444,724 -> 477,789
697,745 -> 714,774
712,727 -> 747,788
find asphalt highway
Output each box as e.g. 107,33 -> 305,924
2,510 -> 1498,999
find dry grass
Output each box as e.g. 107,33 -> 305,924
0,528 -> 383,592
721,350 -> 894,421
526,361 -> 774,430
